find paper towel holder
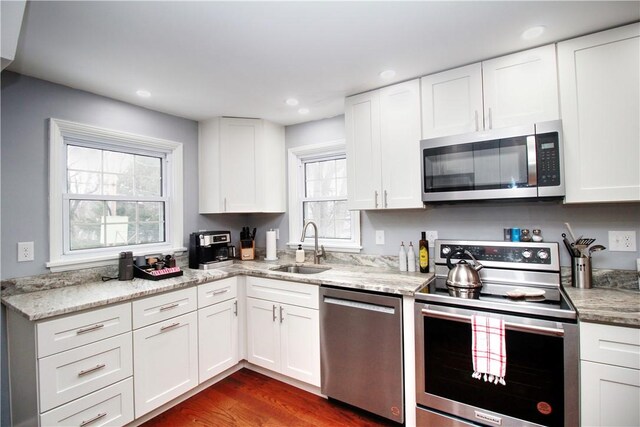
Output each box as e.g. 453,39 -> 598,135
265,228 -> 278,261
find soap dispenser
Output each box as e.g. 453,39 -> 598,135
296,244 -> 305,263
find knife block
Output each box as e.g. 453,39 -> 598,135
241,239 -> 255,261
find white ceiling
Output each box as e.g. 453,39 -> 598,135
8,1 -> 640,126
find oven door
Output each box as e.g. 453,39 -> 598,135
415,303 -> 578,427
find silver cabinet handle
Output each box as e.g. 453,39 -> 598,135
384,190 -> 388,208
78,363 -> 106,377
272,305 -> 277,322
233,300 -> 238,316
374,190 -> 379,208
280,306 -> 284,323
421,308 -> 564,337
76,324 -> 105,335
474,110 -> 479,131
487,107 -> 493,129
159,303 -> 179,311
212,288 -> 229,296
80,412 -> 107,427
526,135 -> 537,186
224,197 -> 227,212
160,322 -> 180,332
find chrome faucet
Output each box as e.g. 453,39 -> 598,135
300,220 -> 326,264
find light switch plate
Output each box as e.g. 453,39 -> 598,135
608,231 -> 637,251
375,230 -> 385,245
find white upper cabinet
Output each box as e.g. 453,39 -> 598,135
421,63 -> 483,138
421,45 -> 559,139
482,44 -> 559,129
199,117 -> 286,213
346,79 -> 422,210
558,23 -> 640,203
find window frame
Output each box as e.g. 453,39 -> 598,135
287,140 -> 361,253
48,118 -> 185,272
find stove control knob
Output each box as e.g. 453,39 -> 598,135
522,249 -> 533,259
537,250 -> 549,260
442,246 -> 451,255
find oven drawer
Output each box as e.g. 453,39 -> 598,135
417,406 -> 475,427
40,378 -> 134,427
580,322 -> 640,369
38,332 -> 133,412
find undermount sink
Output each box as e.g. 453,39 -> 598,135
271,265 -> 331,274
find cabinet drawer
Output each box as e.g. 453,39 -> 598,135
39,332 -> 133,412
40,378 -> 134,427
37,302 -> 131,358
246,277 -> 319,309
581,322 -> 640,369
132,287 -> 197,329
198,277 -> 237,309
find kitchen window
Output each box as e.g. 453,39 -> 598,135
288,141 -> 361,252
48,119 -> 184,271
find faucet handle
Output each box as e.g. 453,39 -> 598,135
319,245 -> 326,259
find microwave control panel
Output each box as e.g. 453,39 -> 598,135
536,132 -> 561,187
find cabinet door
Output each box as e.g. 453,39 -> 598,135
198,298 -> 239,383
483,44 -> 559,129
198,117 -> 222,213
219,118 -> 261,212
380,79 -> 423,209
133,311 -> 198,418
346,90 -> 382,210
279,303 -> 320,387
246,297 -> 280,372
558,23 -> 640,203
421,63 -> 483,138
581,360 -> 640,427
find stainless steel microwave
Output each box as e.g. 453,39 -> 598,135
421,120 -> 564,202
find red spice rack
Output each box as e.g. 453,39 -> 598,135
134,265 -> 184,281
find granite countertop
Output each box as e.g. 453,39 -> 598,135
1,260 -> 433,321
564,286 -> 640,328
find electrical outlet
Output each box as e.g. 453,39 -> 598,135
608,231 -> 637,252
424,231 -> 438,245
18,241 -> 34,262
375,230 -> 385,245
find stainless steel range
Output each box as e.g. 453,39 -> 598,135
415,240 -> 578,427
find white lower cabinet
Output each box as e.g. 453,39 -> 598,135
246,277 -> 320,387
133,310 -> 199,418
580,322 -> 640,426
198,297 -> 239,383
40,378 -> 134,427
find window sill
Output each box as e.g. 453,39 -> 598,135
286,242 -> 362,254
47,246 -> 187,273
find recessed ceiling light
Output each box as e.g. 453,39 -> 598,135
522,26 -> 546,40
285,98 -> 299,106
136,89 -> 151,98
298,108 -> 310,115
379,70 -> 396,79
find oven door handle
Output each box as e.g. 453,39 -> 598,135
421,308 -> 565,337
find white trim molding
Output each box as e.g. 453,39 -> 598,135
287,140 -> 361,253
47,118 -> 185,272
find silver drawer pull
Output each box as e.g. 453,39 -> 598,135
212,289 -> 229,296
160,322 -> 180,332
80,412 -> 107,426
159,303 -> 179,311
76,324 -> 105,335
78,364 -> 106,377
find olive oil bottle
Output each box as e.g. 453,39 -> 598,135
419,232 -> 429,273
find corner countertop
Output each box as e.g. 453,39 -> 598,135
1,261 -> 433,321
564,286 -> 640,328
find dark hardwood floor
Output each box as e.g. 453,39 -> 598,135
142,368 -> 397,426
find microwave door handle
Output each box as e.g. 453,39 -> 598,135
526,135 -> 537,186
421,308 -> 564,337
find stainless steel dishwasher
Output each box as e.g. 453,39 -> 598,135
320,286 -> 404,424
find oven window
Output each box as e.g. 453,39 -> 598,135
423,317 -> 564,426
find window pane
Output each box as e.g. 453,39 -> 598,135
103,151 -> 133,174
138,223 -> 164,244
335,159 -> 347,178
305,158 -> 344,198
68,171 -> 101,195
103,173 -> 133,196
138,202 -> 163,222
303,200 -> 351,240
70,224 -> 103,250
135,155 -> 162,197
68,146 -> 101,172
69,200 -> 104,224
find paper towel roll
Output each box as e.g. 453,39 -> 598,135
265,229 -> 277,261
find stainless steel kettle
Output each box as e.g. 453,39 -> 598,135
446,249 -> 483,298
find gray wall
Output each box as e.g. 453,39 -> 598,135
284,115 -> 640,271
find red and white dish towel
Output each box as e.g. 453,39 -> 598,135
471,315 -> 507,385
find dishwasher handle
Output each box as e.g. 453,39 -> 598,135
323,296 -> 396,314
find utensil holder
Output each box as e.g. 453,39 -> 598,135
572,257 -> 592,289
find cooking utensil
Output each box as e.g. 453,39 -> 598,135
562,233 -> 580,258
575,238 -> 596,247
446,249 -> 484,299
564,222 -> 578,243
589,244 -> 606,256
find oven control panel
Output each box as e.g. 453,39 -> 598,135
438,241 -> 555,266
